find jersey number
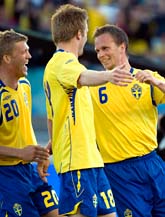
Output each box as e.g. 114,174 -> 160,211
100,189 -> 115,208
99,86 -> 108,104
4,100 -> 19,121
42,190 -> 59,207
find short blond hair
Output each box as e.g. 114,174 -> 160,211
51,4 -> 88,45
0,29 -> 28,63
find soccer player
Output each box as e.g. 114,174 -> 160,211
90,24 -> 165,217
43,4 -> 133,217
0,29 -> 59,217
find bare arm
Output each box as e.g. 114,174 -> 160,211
78,65 -> 133,87
0,145 -> 49,163
46,118 -> 53,155
37,118 -> 53,182
155,80 -> 165,93
135,70 -> 165,93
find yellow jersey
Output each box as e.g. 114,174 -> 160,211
0,77 -> 37,165
90,68 -> 165,163
43,50 -> 103,173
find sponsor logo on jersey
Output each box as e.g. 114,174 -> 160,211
3,95 -> 11,101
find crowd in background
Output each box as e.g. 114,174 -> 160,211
0,0 -> 165,63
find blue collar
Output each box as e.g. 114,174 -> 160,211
130,67 -> 134,74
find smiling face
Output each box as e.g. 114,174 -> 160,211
94,33 -> 126,70
8,41 -> 31,79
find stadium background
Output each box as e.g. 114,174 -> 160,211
1,0 -> 165,193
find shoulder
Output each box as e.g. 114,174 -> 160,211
18,77 -> 31,87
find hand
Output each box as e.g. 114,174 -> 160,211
46,140 -> 53,155
135,70 -> 154,84
135,70 -> 165,93
37,159 -> 50,182
18,145 -> 50,163
109,65 -> 133,86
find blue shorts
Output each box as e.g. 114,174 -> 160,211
0,163 -> 59,217
58,168 -> 116,216
104,151 -> 165,217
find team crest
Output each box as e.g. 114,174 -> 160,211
13,203 -> 22,216
92,194 -> 98,208
124,208 -> 133,217
131,84 -> 142,99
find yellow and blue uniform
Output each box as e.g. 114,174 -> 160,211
43,50 -> 116,216
0,78 -> 58,216
90,68 -> 165,216
0,78 -> 36,165
44,50 -> 103,173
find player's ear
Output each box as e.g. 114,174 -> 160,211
120,42 -> 126,53
3,54 -> 11,64
76,30 -> 82,40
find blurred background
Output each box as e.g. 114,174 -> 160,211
1,0 -> 165,154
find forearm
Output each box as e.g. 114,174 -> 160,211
47,119 -> 52,141
154,79 -> 165,93
0,144 -> 50,162
78,65 -> 133,87
0,146 -> 21,159
46,119 -> 53,154
78,70 -> 110,86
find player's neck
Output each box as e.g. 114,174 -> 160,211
0,71 -> 18,89
120,56 -> 131,71
57,40 -> 79,57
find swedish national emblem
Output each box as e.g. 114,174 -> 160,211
13,203 -> 22,216
124,208 -> 133,217
131,84 -> 142,99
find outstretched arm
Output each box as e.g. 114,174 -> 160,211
78,64 -> 133,87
